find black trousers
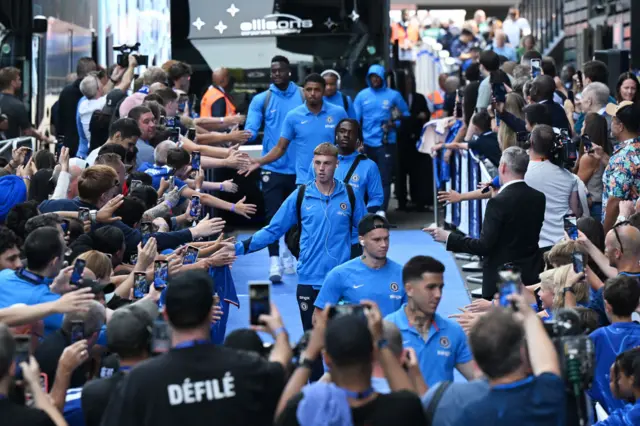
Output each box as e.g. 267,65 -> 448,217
396,136 -> 433,208
296,284 -> 324,381
261,170 -> 296,257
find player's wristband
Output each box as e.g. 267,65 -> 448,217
219,117 -> 224,124
231,204 -> 236,213
274,327 -> 287,338
219,183 -> 224,191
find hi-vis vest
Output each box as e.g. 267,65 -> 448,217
200,86 -> 236,117
428,90 -> 445,119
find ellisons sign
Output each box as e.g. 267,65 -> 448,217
240,13 -> 313,36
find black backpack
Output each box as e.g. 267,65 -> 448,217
285,183 -> 356,259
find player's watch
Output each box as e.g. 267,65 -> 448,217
297,353 -> 316,370
617,215 -> 627,224
89,210 -> 97,224
563,287 -> 575,295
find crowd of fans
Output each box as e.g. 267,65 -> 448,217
0,5 -> 637,426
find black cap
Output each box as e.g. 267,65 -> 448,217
325,314 -> 373,367
165,270 -> 214,329
107,298 -> 157,356
357,213 -> 390,236
79,278 -> 115,295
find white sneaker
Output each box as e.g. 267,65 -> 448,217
269,256 -> 282,283
282,254 -> 296,275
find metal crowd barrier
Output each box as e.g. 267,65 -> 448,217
0,136 -> 37,157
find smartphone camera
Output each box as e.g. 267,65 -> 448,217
498,265 -> 521,308
140,221 -> 152,246
491,82 -> 507,103
572,250 -> 585,274
183,246 -> 199,265
133,272 -> 148,299
328,304 -> 367,320
154,260 -> 169,290
22,148 -> 33,166
14,335 -> 30,381
78,208 -> 91,223
70,259 -> 86,285
191,151 -> 201,171
249,281 -> 271,325
71,320 -> 84,343
564,215 -> 578,240
152,311 -> 171,354
190,195 -> 201,219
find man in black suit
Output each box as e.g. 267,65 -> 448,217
425,146 -> 546,299
529,75 -> 572,133
396,73 -> 431,211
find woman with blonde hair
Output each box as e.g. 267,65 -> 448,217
75,250 -> 113,283
538,264 -> 589,320
498,92 -> 525,151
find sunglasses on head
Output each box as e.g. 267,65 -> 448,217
613,220 -> 631,253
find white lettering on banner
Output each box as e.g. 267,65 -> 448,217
240,14 -> 313,36
167,373 -> 237,406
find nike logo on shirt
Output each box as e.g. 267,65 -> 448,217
301,120 -> 309,124
353,284 -> 364,289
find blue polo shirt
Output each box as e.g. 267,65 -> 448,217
281,101 -> 348,184
137,163 -> 187,191
588,322 -> 640,413
314,257 -> 405,316
384,305 -> 472,386
0,268 -> 62,335
135,139 -> 155,169
595,400 -> 640,426
452,374 -> 566,426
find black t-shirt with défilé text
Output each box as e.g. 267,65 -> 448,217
99,344 -> 285,426
275,390 -> 427,426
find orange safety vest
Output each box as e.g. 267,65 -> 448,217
200,86 -> 237,118
428,91 -> 445,119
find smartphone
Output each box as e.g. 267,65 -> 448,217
154,260 -> 169,290
131,180 -> 143,189
328,304 -> 367,320
581,134 -> 593,152
152,311 -> 171,354
168,175 -> 176,191
564,215 -> 578,240
133,272 -> 148,299
78,207 -> 90,223
572,251 -> 585,274
71,320 -> 84,343
191,151 -> 201,171
190,195 -> 201,219
169,127 -> 180,142
166,116 -> 176,128
70,259 -> 86,285
159,115 -> 167,126
531,59 -> 542,78
14,335 -> 30,381
183,246 -> 199,265
491,82 -> 507,103
249,281 -> 271,325
186,127 -> 196,141
55,141 -> 64,160
140,221 -> 152,246
22,148 -> 33,166
498,265 -> 521,308
61,219 -> 70,235
130,254 -> 138,265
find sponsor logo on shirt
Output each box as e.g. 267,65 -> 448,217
351,174 -> 360,182
340,203 -> 347,210
262,175 -> 270,183
167,374 -> 237,405
390,282 -> 399,292
437,350 -> 451,357
353,284 -> 364,289
439,336 -> 451,349
301,120 -> 309,124
300,301 -> 309,311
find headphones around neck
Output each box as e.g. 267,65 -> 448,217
321,69 -> 342,90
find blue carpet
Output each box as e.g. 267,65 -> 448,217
227,230 -> 470,343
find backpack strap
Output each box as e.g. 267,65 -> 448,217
424,381 -> 452,425
341,92 -> 349,112
296,184 -> 306,230
262,90 -> 273,115
343,154 -> 367,184
346,183 -> 356,234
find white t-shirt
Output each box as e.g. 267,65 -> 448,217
502,17 -> 531,47
77,96 -> 107,145
525,160 -> 578,248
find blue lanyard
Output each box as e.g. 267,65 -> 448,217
619,272 -> 640,277
339,386 -> 375,400
138,86 -> 150,95
174,339 -> 210,349
17,268 -> 46,285
119,366 -> 132,373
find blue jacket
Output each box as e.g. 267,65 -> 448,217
595,401 -> 640,426
244,82 -> 304,175
354,65 -> 409,147
235,179 -> 366,286
38,198 -> 193,254
324,91 -> 356,118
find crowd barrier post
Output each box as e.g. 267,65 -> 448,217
467,150 -> 483,239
